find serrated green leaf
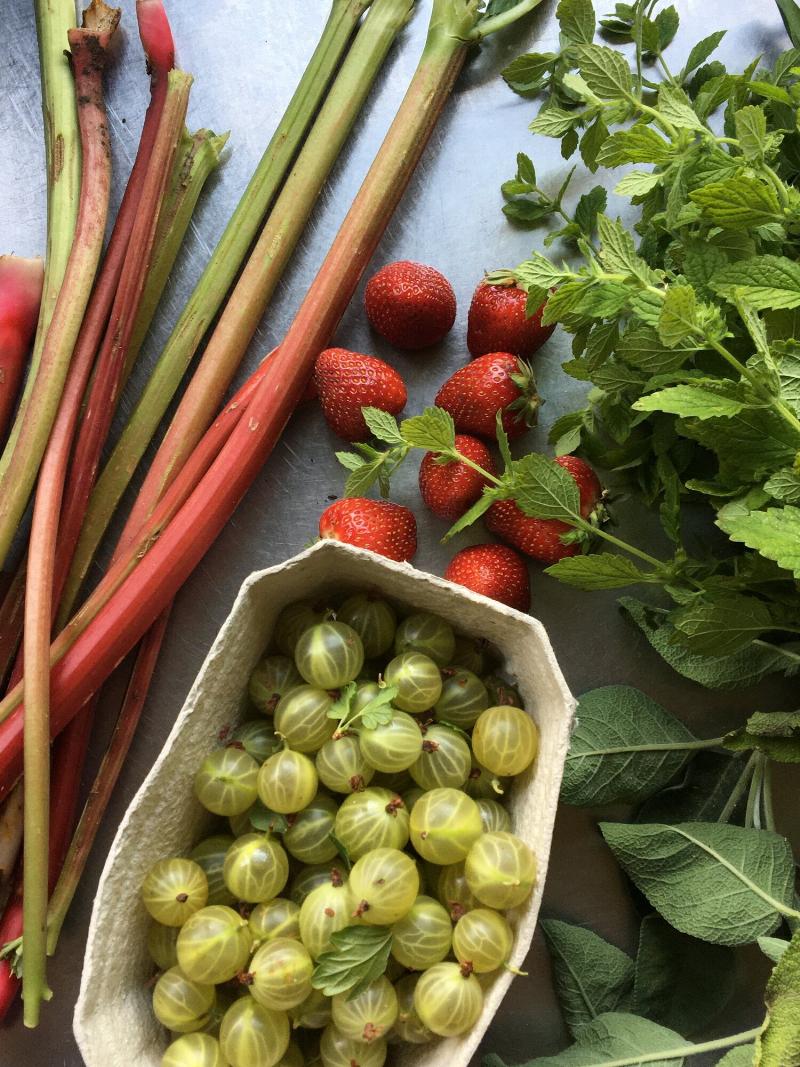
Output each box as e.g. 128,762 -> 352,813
718,504 -> 800,578
597,125 -> 675,166
556,0 -> 595,44
633,916 -> 735,1036
634,384 -> 746,420
756,930 -> 800,1067
516,151 -> 536,186
597,214 -> 656,282
680,408 -> 800,481
614,170 -> 662,197
357,684 -> 398,730
327,681 -> 357,721
362,406 -> 404,445
690,176 -> 782,228
311,925 -> 393,998
513,1012 -> 688,1067
576,43 -> 633,98
401,407 -> 456,452
765,466 -> 800,503
541,921 -> 634,1038
546,553 -> 652,590
579,117 -> 608,172
336,450 -> 365,472
548,411 -> 585,455
442,488 -> 499,541
682,30 -> 726,75
601,821 -> 796,945
658,286 -> 698,347
345,458 -> 385,497
502,52 -> 556,93
562,685 -> 698,806
515,252 -> 574,290
712,255 -> 800,310
735,104 -> 768,160
531,106 -> 583,137
574,186 -> 607,233
620,597 -> 798,689
496,411 -> 512,470
503,199 -> 556,225
671,594 -> 774,656
657,85 -> 706,131
617,327 -> 694,374
725,710 -> 800,763
509,453 -> 580,520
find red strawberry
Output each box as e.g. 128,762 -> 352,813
364,261 -> 456,350
419,434 -> 497,521
319,498 -> 417,562
314,348 -> 407,441
485,456 -> 603,563
444,544 -> 530,612
467,277 -> 555,360
435,352 -> 539,440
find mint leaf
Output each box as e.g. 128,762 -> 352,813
311,925 -> 393,998
680,408 -> 800,481
765,467 -> 800,503
725,710 -> 800,763
562,685 -> 699,806
345,457 -> 386,497
735,104 -> 769,160
502,52 -> 556,94
614,170 -> 662,197
690,176 -> 782,228
657,85 -> 705,131
336,451 -> 365,472
442,489 -> 499,542
555,0 -> 594,44
756,930 -> 800,1067
671,594 -> 774,656
495,411 -> 512,469
541,920 -> 633,1038
362,407 -> 404,445
597,214 -> 657,283
509,453 -> 580,520
596,126 -> 674,166
545,554 -> 652,589
400,407 -> 456,452
576,43 -> 633,98
717,504 -> 800,578
530,106 -> 582,137
579,118 -> 609,171
712,255 -> 800,310
620,597 -> 798,689
512,1013 -> 688,1067
682,30 -> 725,75
658,285 -> 698,347
515,252 -> 574,290
601,821 -> 796,945
617,327 -> 694,374
634,916 -> 735,1037
634,384 -> 746,419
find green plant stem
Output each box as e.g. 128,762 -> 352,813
581,1026 -> 763,1067
60,0 -> 372,616
745,752 -> 766,830
22,10 -> 119,1027
565,737 -> 724,760
0,0 -> 81,488
717,752 -> 758,823
472,0 -> 542,39
118,0 -> 415,550
762,759 -> 777,833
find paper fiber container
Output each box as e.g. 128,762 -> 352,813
75,539 -> 575,1067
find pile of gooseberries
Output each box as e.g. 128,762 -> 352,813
142,595 -> 539,1067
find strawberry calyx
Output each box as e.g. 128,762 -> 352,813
508,358 -> 541,428
483,268 -> 518,288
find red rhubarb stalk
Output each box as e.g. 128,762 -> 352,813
0,0 -> 542,796
0,258 -> 44,444
22,4 -> 120,1025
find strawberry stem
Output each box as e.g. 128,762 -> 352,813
22,7 -> 120,1026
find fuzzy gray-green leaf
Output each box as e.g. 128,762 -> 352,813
513,1012 -> 688,1066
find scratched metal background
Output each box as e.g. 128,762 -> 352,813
0,0 -> 797,1063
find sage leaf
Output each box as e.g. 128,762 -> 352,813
620,598 -> 799,689
717,504 -> 800,579
633,915 -> 735,1036
636,751 -> 750,826
508,1012 -> 688,1066
670,594 -> 775,656
541,920 -> 634,1038
715,1048 -> 757,1067
562,686 -> 699,806
724,710 -> 800,763
755,930 -> 800,1067
601,821 -> 797,945
311,925 -> 393,998
759,936 -> 791,964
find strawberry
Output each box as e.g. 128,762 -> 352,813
444,543 -> 530,612
419,434 -> 497,521
364,260 -> 456,350
467,276 -> 555,360
314,347 -> 407,441
435,351 -> 539,440
485,456 -> 603,563
319,498 -> 417,562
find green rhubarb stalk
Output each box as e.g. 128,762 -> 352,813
22,5 -> 119,1026
60,0 -> 372,615
0,0 -> 81,482
118,0 -> 415,549
122,127 -> 229,386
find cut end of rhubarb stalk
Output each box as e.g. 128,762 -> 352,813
80,0 -> 122,38
0,257 -> 45,346
136,0 -> 176,77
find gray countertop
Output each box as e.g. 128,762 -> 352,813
0,0 -> 797,1064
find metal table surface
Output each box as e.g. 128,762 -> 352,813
1,0 -> 797,1063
